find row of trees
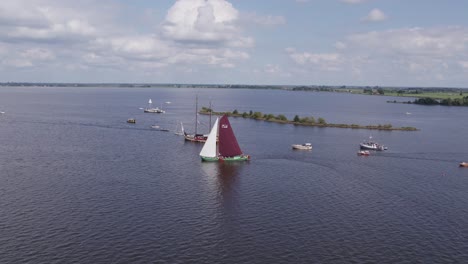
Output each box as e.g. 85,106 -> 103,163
200,107 -> 415,130
230,109 -> 327,124
413,96 -> 468,106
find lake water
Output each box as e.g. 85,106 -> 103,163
1,87 -> 468,263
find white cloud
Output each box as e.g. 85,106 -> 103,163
264,64 -> 280,73
162,0 -> 242,44
341,0 -> 367,4
242,13 -> 286,26
362,8 -> 387,22
459,61 -> 468,70
334,41 -> 347,50
346,27 -> 467,57
0,0 -> 256,75
21,48 -> 55,61
287,49 -> 343,71
286,26 -> 468,85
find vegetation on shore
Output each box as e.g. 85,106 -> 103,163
388,96 -> 468,106
200,107 -> 418,131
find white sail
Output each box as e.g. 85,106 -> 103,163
148,99 -> 152,104
199,118 -> 219,158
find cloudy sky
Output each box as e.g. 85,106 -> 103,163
1,0 -> 468,87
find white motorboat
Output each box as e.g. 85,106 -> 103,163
144,99 -> 165,113
292,143 -> 312,150
360,136 -> 387,151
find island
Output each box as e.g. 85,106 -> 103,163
199,107 -> 418,131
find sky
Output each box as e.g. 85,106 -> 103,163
1,0 -> 468,87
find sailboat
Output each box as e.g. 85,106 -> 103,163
174,121 -> 184,136
144,98 -> 165,113
184,95 -> 209,142
200,115 -> 250,162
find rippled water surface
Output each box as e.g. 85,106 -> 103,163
1,87 -> 468,263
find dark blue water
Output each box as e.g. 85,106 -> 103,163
1,87 -> 468,263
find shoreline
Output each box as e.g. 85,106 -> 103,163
199,110 -> 418,131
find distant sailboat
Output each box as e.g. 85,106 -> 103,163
174,122 -> 184,136
144,98 -> 165,113
200,115 -> 250,162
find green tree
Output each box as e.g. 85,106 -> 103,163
318,117 -> 326,124
276,114 -> 288,121
293,115 -> 300,122
233,109 -> 239,114
252,112 -> 263,119
242,112 -> 248,118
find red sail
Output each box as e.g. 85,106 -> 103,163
218,115 -> 242,157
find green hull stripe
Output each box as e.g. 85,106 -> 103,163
201,156 -> 219,162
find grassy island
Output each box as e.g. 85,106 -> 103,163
199,107 -> 418,131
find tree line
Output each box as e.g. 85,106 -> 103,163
413,96 -> 468,106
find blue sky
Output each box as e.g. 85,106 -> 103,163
1,0 -> 468,87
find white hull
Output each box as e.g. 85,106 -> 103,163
292,143 -> 312,150
144,108 -> 165,113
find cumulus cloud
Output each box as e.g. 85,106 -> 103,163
0,0 -> 256,76
362,8 -> 387,22
162,0 -> 244,45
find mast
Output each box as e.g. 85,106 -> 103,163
195,94 -> 198,134
209,100 -> 212,129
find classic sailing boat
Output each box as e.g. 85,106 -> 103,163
200,115 -> 250,162
144,98 -> 165,113
184,95 -> 209,142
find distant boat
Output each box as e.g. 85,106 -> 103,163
144,99 -> 165,113
200,115 -> 250,162
0,111 -> 5,114
127,118 -> 136,123
460,162 -> 468,167
292,143 -> 312,150
357,150 -> 370,156
174,122 -> 184,136
165,101 -> 171,104
151,125 -> 160,129
405,112 -> 412,115
360,136 -> 387,151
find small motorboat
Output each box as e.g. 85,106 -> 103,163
127,118 -> 136,123
459,162 -> 468,167
151,125 -> 160,129
357,150 -> 370,156
292,143 -> 312,150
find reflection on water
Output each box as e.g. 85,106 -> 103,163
201,162 -> 241,211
